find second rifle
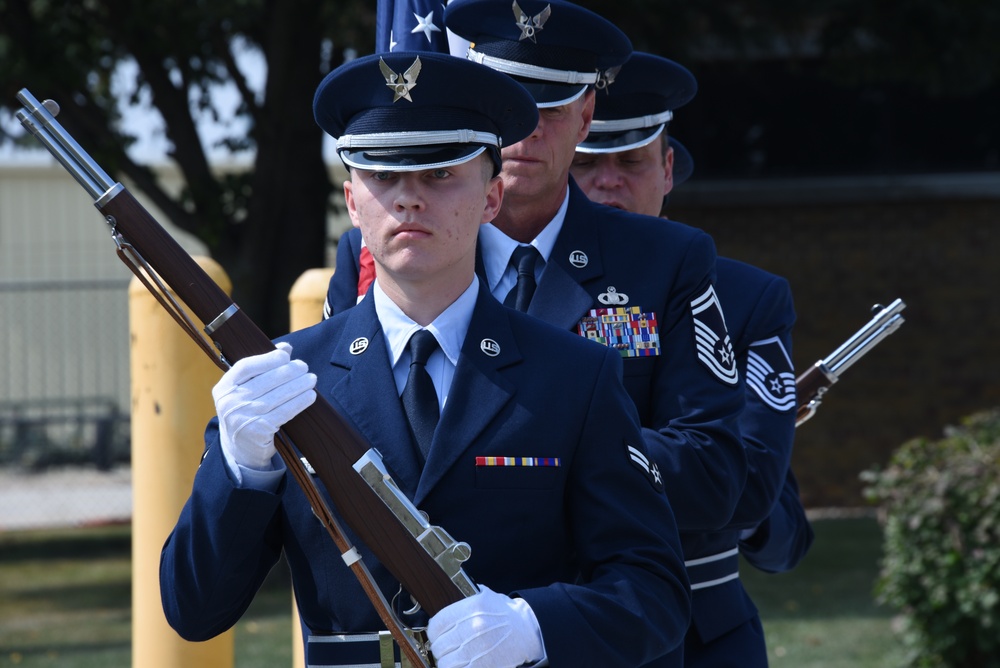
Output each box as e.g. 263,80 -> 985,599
796,298 -> 906,426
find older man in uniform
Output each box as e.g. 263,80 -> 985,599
571,51 -> 815,666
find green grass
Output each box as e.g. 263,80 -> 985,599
742,515 -> 909,667
0,524 -> 294,668
0,517 -> 907,667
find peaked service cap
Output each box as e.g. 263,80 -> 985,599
669,137 -> 694,187
578,52 -> 697,155
314,51 -> 538,172
445,0 -> 632,107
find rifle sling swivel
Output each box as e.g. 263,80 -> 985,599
111,228 -> 229,371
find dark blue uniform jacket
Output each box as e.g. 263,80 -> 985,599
160,282 -> 692,668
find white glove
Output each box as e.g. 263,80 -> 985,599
428,586 -> 545,668
213,342 -> 317,472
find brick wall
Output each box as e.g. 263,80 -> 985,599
669,174 -> 1000,507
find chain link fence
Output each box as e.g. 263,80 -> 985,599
0,278 -> 133,530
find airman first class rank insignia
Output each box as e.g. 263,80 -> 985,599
576,306 -> 660,358
690,285 -> 739,385
627,441 -> 663,492
747,337 -> 797,412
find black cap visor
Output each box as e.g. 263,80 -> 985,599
577,124 -> 663,154
515,78 -> 589,108
340,144 -> 502,176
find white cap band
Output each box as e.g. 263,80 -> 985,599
468,48 -> 598,85
337,129 -> 501,151
588,110 -> 674,133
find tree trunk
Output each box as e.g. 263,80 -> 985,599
225,0 -> 333,337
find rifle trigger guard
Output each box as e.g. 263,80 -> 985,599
391,586 -> 423,617
111,235 -> 229,372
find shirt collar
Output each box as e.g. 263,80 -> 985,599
373,276 -> 479,369
479,186 -> 569,291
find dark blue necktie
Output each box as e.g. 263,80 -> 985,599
504,245 -> 541,312
401,329 -> 439,460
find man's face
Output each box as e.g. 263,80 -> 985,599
344,156 -> 502,287
570,137 -> 674,217
499,90 -> 595,201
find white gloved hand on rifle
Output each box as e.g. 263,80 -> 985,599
213,342 -> 317,475
428,585 -> 545,668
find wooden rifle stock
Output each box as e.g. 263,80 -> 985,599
796,299 -> 906,427
14,90 -> 472,662
795,363 -> 837,426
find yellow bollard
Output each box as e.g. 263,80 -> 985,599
287,267 -> 336,668
289,267 -> 336,330
130,256 -> 235,668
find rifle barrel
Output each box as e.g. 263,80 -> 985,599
795,298 -> 906,427
15,90 -> 116,199
823,299 -> 906,379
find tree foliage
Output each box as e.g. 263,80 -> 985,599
0,0 -> 375,335
579,0 -> 1000,97
576,0 -> 1000,177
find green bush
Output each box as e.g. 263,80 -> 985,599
861,409 -> 1000,667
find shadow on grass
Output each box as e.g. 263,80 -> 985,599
0,524 -> 131,563
2,640 -> 130,657
5,580 -> 131,612
742,516 -> 890,620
